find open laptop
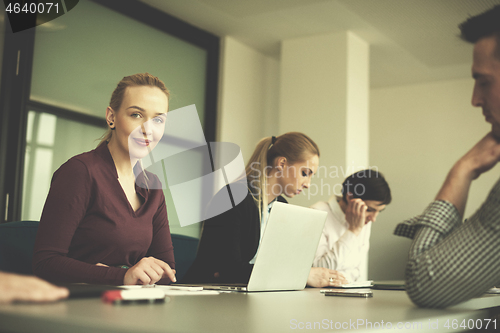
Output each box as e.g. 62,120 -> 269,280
199,202 -> 327,292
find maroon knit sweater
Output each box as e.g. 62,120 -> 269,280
33,143 -> 175,285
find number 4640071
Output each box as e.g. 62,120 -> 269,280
444,318 -> 496,330
5,3 -> 59,14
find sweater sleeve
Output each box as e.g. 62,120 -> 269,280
394,180 -> 500,308
147,190 -> 175,284
33,159 -> 126,285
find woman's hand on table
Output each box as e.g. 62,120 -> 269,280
307,267 -> 348,288
123,257 -> 176,285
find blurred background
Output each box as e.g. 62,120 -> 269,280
1,0 -> 499,280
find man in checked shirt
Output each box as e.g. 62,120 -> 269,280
394,5 -> 500,308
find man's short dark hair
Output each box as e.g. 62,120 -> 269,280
459,5 -> 500,58
341,169 -> 391,205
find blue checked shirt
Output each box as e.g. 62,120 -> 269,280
394,177 -> 500,308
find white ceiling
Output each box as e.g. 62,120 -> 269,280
140,0 -> 500,88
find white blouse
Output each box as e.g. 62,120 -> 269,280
311,197 -> 371,282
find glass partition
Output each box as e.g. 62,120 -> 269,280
0,3 -> 5,92
21,1 -> 210,238
30,1 -> 207,123
22,111 -> 105,221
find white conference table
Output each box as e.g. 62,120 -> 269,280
0,288 -> 499,333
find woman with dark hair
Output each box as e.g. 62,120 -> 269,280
184,132 -> 347,287
312,169 -> 391,282
33,73 -> 176,286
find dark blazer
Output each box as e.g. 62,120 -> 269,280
182,184 -> 287,283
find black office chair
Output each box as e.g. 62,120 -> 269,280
0,221 -> 39,275
0,221 -> 199,280
170,234 -> 199,281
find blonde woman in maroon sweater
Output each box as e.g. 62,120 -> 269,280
33,73 -> 176,286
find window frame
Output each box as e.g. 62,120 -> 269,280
0,0 -> 220,222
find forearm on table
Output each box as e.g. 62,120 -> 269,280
407,207 -> 460,258
401,134 -> 500,308
399,200 -> 462,258
33,254 -> 127,285
405,219 -> 500,308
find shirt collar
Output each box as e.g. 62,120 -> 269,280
327,196 -> 348,226
95,142 -> 148,197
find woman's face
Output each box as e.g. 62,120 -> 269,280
272,154 -> 319,198
106,85 -> 168,160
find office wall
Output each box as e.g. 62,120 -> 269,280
217,36 -> 280,164
279,32 -> 370,211
369,78 -> 499,280
279,33 -> 347,210
217,43 -> 499,281
216,37 -> 500,282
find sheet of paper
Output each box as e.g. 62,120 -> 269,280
154,285 -> 204,291
160,289 -> 220,296
331,280 -> 373,289
485,287 -> 500,294
118,285 -> 219,295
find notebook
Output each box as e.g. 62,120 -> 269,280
200,202 -> 327,292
